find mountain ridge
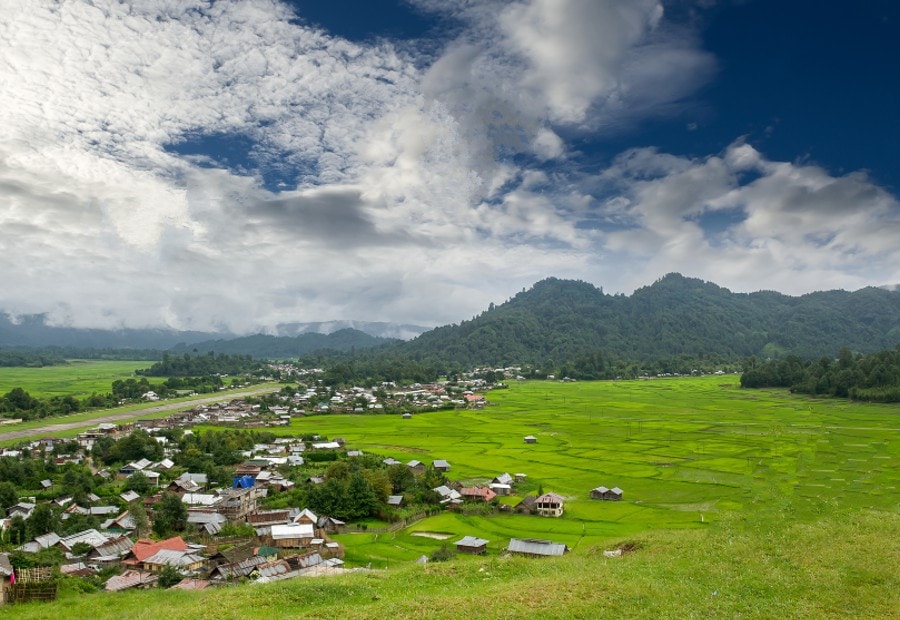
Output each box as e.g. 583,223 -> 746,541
3,274 -> 898,362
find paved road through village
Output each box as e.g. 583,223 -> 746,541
0,385 -> 282,443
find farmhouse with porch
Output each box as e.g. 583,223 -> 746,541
535,492 -> 565,517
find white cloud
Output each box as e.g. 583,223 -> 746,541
0,0 -> 895,336
596,142 -> 900,295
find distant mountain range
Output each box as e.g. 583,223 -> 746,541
0,313 -> 223,350
0,314 -> 425,351
3,274 -> 898,363
271,320 -> 428,341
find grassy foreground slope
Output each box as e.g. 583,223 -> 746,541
6,510 -> 899,619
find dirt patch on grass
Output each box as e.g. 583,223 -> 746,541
411,532 -> 452,540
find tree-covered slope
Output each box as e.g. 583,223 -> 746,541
395,274 -> 900,366
169,328 -> 396,359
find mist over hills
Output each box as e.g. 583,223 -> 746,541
2,274 -> 898,363
0,314 -> 422,352
0,313 -> 223,350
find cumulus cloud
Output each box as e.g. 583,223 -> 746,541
0,0 -> 896,334
594,142 -> 900,295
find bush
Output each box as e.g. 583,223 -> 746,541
157,565 -> 184,589
430,544 -> 455,562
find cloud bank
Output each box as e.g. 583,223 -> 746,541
0,0 -> 897,333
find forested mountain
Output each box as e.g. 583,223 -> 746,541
4,275 -> 898,368
391,274 -> 900,367
168,328 -> 396,358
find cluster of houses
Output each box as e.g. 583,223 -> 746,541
3,505 -> 349,599
106,374 -> 504,433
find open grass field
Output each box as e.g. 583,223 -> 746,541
0,359 -> 152,398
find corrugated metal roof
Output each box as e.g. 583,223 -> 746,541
59,528 -> 109,550
105,569 -> 157,591
507,538 -> 568,556
92,536 -> 134,558
456,536 -> 489,547
143,549 -> 204,567
271,523 -> 314,540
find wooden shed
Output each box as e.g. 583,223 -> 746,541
455,536 -> 489,555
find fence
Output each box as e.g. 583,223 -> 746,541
6,567 -> 58,605
348,509 -> 443,534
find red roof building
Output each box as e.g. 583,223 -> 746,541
458,486 -> 497,502
124,536 -> 188,565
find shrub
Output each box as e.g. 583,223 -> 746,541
430,544 -> 455,562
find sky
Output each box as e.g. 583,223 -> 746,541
1,0 -> 899,334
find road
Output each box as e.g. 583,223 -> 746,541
0,385 -> 281,443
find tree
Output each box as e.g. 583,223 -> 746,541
125,471 -> 151,494
27,502 -> 58,539
2,387 -> 39,411
387,463 -> 415,493
152,493 -> 188,536
108,430 -> 163,464
8,515 -> 27,546
157,564 -> 184,589
129,501 -> 151,538
0,480 -> 18,513
345,472 -> 378,520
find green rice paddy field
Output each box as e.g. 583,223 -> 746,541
272,376 -> 900,565
0,359 -> 152,398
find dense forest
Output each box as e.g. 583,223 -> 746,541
137,352 -> 265,377
740,345 -> 900,402
167,328 -> 395,358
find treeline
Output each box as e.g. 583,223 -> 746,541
0,350 -> 66,367
137,351 -> 264,377
296,347 -> 740,386
0,346 -> 163,362
740,345 -> 900,402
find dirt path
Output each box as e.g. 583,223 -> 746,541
0,385 -> 281,442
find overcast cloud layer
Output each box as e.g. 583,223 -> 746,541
1,0 -> 898,333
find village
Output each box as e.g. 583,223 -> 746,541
0,370 -> 624,605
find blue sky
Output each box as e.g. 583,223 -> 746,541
1,0 -> 898,333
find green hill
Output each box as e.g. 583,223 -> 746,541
394,274 -> 900,366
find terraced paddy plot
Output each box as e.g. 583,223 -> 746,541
277,376 -> 898,564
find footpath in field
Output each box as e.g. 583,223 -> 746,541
0,385 -> 281,443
